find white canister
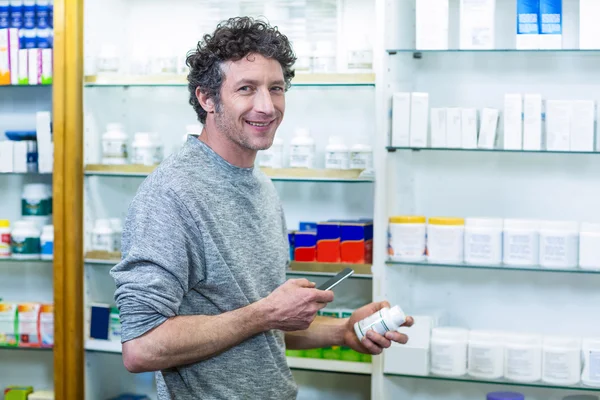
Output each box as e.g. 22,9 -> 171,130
468,330 -> 505,379
503,219 -> 540,266
325,136 -> 350,170
92,219 -> 114,252
427,217 -> 465,263
349,143 -> 373,171
464,218 -> 503,265
109,218 -> 122,252
579,222 -> 600,270
539,221 -> 579,269
259,137 -> 284,169
289,128 -> 315,168
430,327 -> 469,377
101,123 -> 128,165
132,133 -> 158,166
504,333 -> 542,382
10,220 -> 41,260
22,183 -> 52,217
542,336 -> 581,386
388,216 -> 427,262
582,338 -> 600,387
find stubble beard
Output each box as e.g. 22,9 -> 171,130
214,105 -> 276,152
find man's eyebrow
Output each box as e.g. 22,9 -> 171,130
234,78 -> 286,86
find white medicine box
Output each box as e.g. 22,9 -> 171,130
383,315 -> 436,376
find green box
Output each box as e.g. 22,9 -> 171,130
303,348 -> 323,359
286,349 -> 305,358
4,386 -> 33,400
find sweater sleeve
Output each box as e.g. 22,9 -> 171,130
110,182 -> 205,342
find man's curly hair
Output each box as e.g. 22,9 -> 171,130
186,17 -> 297,124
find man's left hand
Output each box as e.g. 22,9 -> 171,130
342,301 -> 414,355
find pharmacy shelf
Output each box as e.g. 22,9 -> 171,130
385,373 -> 600,393
286,357 -> 372,375
85,339 -> 122,354
288,261 -> 372,278
0,257 -> 52,263
386,147 -> 600,155
84,164 -> 374,182
84,255 -> 372,278
0,172 -> 52,176
388,260 -> 600,275
0,84 -> 52,87
0,346 -> 53,352
386,48 -> 600,54
83,72 -> 376,87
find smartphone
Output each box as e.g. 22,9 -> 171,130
317,267 -> 354,291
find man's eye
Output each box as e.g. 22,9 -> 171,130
239,86 -> 252,92
271,86 -> 284,92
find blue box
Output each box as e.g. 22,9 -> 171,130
90,303 -> 110,340
517,0 -> 539,35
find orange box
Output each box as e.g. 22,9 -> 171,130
294,231 -> 317,262
340,222 -> 373,264
18,303 -> 41,347
317,222 -> 341,263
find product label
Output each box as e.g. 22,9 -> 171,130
259,150 -> 283,169
102,140 -> 128,158
0,233 -> 10,257
517,0 -> 539,34
506,348 -> 537,379
350,152 -> 372,170
92,233 -> 113,252
540,234 -> 577,265
23,3 -> 34,28
357,310 -> 389,337
540,0 -> 562,34
431,341 -> 467,374
36,5 -> 50,29
505,232 -> 538,262
428,228 -> 464,261
11,236 -> 41,255
289,146 -> 314,168
109,314 -> 121,341
41,238 -> 53,256
0,304 -> 17,346
132,149 -> 155,166
543,350 -> 578,381
590,350 -> 600,381
22,198 -> 51,216
19,306 -> 40,346
469,345 -> 503,376
9,5 -> 22,28
466,232 -> 502,262
0,4 -> 9,29
388,225 -> 426,258
325,152 -> 349,170
40,310 -> 53,346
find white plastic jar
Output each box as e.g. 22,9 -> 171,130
40,224 -> 53,260
468,330 -> 505,379
289,128 -> 315,168
131,133 -> 158,166
349,142 -> 373,171
22,183 -> 52,217
109,218 -> 122,252
427,217 -> 465,263
388,216 -> 427,261
10,220 -> 41,260
259,137 -> 284,169
325,136 -> 349,170
582,338 -> 600,387
92,219 -> 114,252
101,123 -> 128,165
504,333 -> 542,382
539,221 -> 579,269
354,305 -> 406,341
430,327 -> 469,377
542,336 -> 581,386
503,219 -> 540,266
0,219 -> 10,258
464,218 -> 503,265
580,222 -> 600,270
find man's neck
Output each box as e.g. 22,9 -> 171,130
198,125 -> 257,169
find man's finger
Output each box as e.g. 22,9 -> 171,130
292,278 -> 316,288
366,330 -> 392,348
401,316 -> 414,327
384,331 -> 409,344
361,337 -> 383,355
310,289 -> 335,303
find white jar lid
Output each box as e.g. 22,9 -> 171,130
539,220 -> 579,233
94,219 -> 112,230
581,222 -> 600,233
468,330 -> 505,343
504,219 -> 540,231
465,218 -> 503,229
432,327 -> 469,340
543,336 -> 581,350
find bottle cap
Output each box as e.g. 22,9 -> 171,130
389,305 -> 406,326
0,220 -> 9,228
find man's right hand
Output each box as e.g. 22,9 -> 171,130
260,278 -> 334,332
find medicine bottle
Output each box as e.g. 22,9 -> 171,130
289,128 -> 315,168
40,224 -> 53,260
102,123 -> 128,165
325,136 -> 349,169
11,220 -> 41,259
259,137 -> 284,169
92,219 -> 114,252
353,305 -> 406,341
109,218 -> 122,252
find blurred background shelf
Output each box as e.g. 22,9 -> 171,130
387,147 -> 600,155
287,357 -> 372,375
388,260 -> 600,275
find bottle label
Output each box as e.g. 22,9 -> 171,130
289,146 -> 314,168
506,347 -> 536,378
11,236 -> 41,255
22,198 -> 51,216
9,5 -> 23,28
132,149 -> 155,166
325,152 -> 349,170
590,350 -> 600,381
0,233 -> 10,256
0,4 -> 9,29
350,152 -> 372,170
41,239 -> 53,255
40,312 -> 54,346
23,2 -> 34,28
356,310 -> 388,337
102,140 -> 128,158
92,233 -> 114,252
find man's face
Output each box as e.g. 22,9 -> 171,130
214,53 -> 286,152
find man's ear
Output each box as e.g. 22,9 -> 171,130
196,87 -> 215,114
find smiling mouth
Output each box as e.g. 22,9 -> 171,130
246,120 -> 273,127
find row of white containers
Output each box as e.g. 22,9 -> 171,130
388,217 -> 600,269
429,327 -> 600,387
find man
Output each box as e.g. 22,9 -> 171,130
110,16 -> 413,399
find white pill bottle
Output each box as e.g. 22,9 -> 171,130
354,305 -> 406,341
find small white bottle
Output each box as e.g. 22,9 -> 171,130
0,220 -> 11,258
40,224 -> 53,260
109,218 -> 122,252
102,123 -> 128,165
131,133 -> 157,166
354,305 -> 406,341
259,137 -> 284,168
92,219 -> 114,252
10,220 -> 41,260
289,128 -> 315,169
325,136 -> 350,170
349,142 -> 374,171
